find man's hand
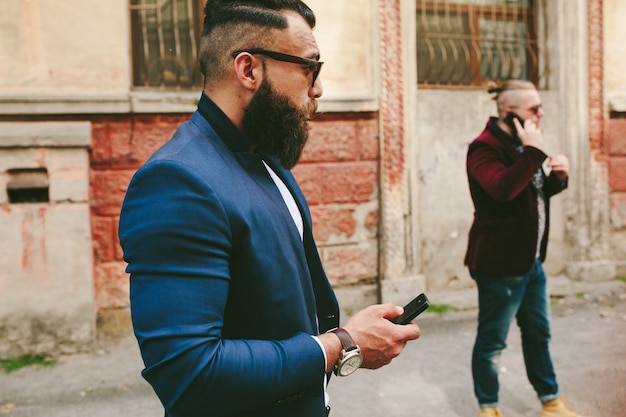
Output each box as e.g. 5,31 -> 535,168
319,304 -> 421,373
513,117 -> 543,149
345,304 -> 420,369
547,154 -> 569,181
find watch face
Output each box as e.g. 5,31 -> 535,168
338,352 -> 363,376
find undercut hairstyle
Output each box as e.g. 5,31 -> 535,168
486,80 -> 537,118
199,0 -> 316,90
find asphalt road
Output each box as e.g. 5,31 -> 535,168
1,279 -> 624,417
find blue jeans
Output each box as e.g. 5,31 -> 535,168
470,259 -> 559,408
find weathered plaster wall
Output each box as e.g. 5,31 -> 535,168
604,0 -> 626,95
0,0 -> 129,95
0,122 -> 94,357
604,0 -> 626,272
415,90 -> 568,291
0,0 -> 375,101
307,0 -> 375,97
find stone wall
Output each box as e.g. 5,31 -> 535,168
607,118 -> 626,271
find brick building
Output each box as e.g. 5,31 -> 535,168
0,0 -> 624,356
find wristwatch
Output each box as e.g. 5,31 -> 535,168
330,327 -> 362,376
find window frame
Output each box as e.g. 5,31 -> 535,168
129,0 -> 205,90
416,1 -> 538,88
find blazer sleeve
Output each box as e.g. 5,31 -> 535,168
467,139 -> 548,202
543,170 -> 569,198
119,160 -> 325,417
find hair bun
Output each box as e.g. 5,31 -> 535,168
486,81 -> 502,94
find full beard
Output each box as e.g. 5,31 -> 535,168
242,79 -> 318,169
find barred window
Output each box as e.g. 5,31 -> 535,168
129,0 -> 204,89
416,0 -> 539,87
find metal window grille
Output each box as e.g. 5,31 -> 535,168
129,0 -> 203,88
416,0 -> 539,88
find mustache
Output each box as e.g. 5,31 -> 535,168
305,100 -> 320,121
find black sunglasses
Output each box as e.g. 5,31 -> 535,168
512,104 -> 543,115
232,49 -> 323,88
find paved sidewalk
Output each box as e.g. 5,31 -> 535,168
1,278 -> 625,417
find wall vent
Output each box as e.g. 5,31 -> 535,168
7,168 -> 50,203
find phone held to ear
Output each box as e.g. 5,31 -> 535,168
389,293 -> 430,325
503,111 -> 524,135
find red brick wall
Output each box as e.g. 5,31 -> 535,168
89,112 -> 380,317
588,0 -> 604,155
588,0 -> 626,237
297,113 -> 380,287
607,118 -> 626,229
90,115 -> 187,314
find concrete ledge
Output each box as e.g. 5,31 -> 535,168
97,308 -> 134,342
0,306 -> 95,358
609,93 -> 626,112
333,284 -> 379,325
565,260 -> 617,282
414,275 -> 626,317
130,91 -> 199,113
0,121 -> 92,148
0,93 -> 379,115
427,286 -> 477,311
379,274 -> 427,306
0,94 -> 130,115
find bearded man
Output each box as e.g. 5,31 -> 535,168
118,2 -> 420,417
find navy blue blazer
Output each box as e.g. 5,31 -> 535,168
119,93 -> 340,417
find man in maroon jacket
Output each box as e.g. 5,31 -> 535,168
465,80 -> 587,417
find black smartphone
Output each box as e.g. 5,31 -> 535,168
390,293 -> 430,325
503,111 -> 524,135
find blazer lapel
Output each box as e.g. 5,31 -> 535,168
193,96 -> 339,332
258,153 -> 340,333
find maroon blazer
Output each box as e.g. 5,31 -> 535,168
464,117 -> 568,276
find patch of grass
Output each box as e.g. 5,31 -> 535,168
427,303 -> 458,315
616,275 -> 626,283
575,292 -> 586,300
0,354 -> 56,374
550,294 -> 565,307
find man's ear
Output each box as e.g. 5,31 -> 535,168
233,53 -> 261,91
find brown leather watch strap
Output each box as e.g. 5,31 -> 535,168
330,327 -> 358,352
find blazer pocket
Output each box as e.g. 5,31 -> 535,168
273,389 -> 307,407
